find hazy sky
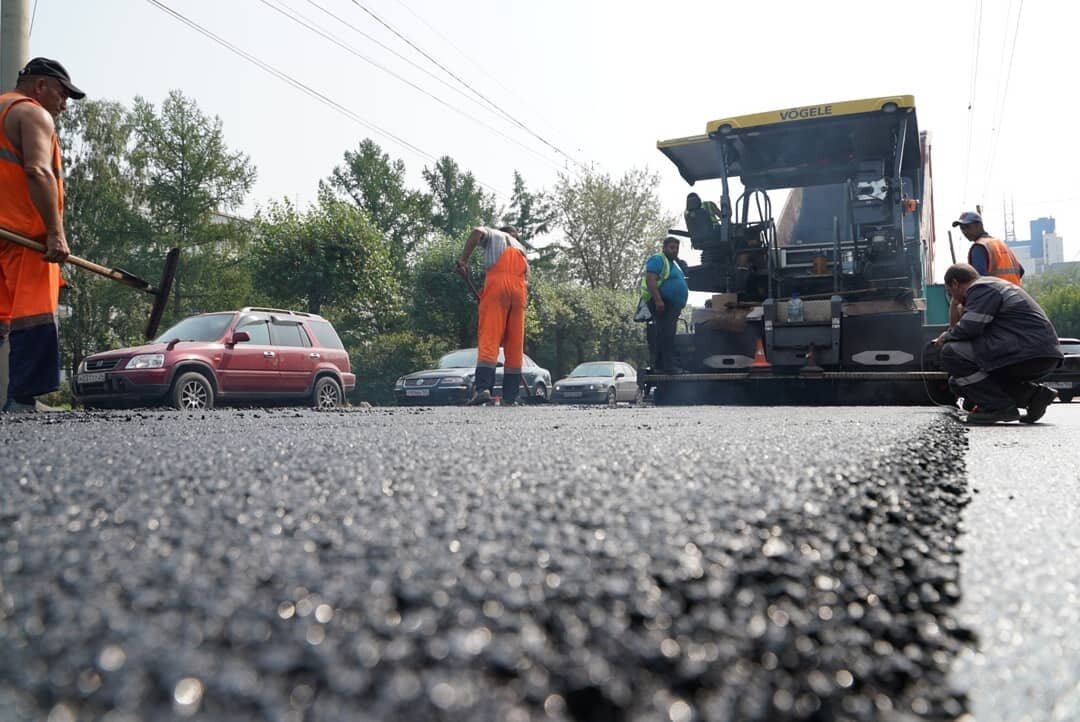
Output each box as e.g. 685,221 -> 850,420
29,0 -> 1080,277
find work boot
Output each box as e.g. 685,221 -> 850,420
2,398 -> 37,414
1020,385 -> 1057,424
963,406 -> 1020,425
466,389 -> 492,406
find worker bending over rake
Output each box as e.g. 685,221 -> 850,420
456,225 -> 529,406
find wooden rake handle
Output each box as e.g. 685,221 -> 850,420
0,227 -> 153,293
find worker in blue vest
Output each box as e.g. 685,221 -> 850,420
640,236 -> 689,373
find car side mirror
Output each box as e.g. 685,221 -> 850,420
615,372 -> 626,379
231,330 -> 251,344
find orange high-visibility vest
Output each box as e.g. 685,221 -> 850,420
0,92 -> 64,327
0,92 -> 64,238
970,236 -> 1023,286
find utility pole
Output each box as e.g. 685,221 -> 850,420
0,0 -> 30,404
1,0 -> 30,90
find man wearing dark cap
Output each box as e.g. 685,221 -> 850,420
0,57 -> 85,412
948,210 -> 1024,328
456,225 -> 530,406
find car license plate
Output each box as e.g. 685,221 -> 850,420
1046,381 -> 1074,390
562,391 -> 582,398
78,372 -> 106,384
406,389 -> 430,397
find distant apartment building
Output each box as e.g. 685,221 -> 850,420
1006,216 -> 1063,277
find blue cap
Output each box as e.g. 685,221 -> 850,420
951,211 -> 983,227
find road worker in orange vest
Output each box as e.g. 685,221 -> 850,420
0,58 -> 84,413
948,210 -> 1024,327
456,225 -> 530,406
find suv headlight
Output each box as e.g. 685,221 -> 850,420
394,377 -> 405,389
439,375 -> 468,386
125,354 -> 165,369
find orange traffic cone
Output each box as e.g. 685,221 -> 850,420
750,337 -> 771,370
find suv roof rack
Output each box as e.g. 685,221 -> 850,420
240,306 -> 317,318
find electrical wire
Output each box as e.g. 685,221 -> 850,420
29,0 -> 39,36
348,0 -> 587,173
961,0 -> 983,204
389,0 -> 575,152
256,0 -> 567,173
143,0 -> 504,196
980,0 -> 1025,202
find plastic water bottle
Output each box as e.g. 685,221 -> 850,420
788,291 -> 804,323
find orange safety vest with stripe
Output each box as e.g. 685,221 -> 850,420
970,236 -> 1023,286
0,91 -> 64,239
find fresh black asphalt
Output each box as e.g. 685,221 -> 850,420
0,406 -> 971,721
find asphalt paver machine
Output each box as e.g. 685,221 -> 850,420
643,95 -> 953,404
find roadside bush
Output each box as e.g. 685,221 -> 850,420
348,331 -> 453,405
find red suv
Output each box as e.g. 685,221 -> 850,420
73,307 -> 356,410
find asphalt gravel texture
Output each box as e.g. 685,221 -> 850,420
0,406 -> 972,722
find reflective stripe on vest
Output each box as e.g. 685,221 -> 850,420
639,254 -> 671,301
971,237 -> 1023,285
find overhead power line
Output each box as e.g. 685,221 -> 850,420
257,0 -> 567,173
980,0 -> 1025,202
961,0 -> 983,204
348,0 -> 587,173
389,0 -> 575,152
143,0 -> 504,196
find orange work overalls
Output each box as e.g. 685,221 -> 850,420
0,92 -> 65,401
476,245 -> 528,400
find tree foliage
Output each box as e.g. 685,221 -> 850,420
423,156 -> 497,238
57,100 -> 153,367
502,170 -> 555,245
325,139 -> 432,266
250,191 -> 399,342
553,167 -> 674,291
1027,266 -> 1080,337
130,91 -> 257,319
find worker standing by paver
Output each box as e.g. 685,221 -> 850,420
0,58 -> 84,413
948,210 -> 1024,327
641,236 -> 689,373
934,263 -> 1061,425
456,225 -> 529,406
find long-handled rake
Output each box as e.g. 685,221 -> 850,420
1,228 -> 180,340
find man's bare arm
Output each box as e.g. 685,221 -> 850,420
15,103 -> 67,262
455,227 -> 486,274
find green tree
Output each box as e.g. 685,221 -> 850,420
1028,266 -> 1080,337
57,100 -> 154,372
501,170 -> 555,245
423,156 -> 496,238
553,167 -> 675,290
130,90 -> 257,320
251,191 -> 399,341
409,234 -> 479,349
325,139 -> 432,266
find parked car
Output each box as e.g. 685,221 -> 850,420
550,361 -> 640,405
73,307 -> 355,410
1046,337 -> 1080,403
394,348 -> 552,405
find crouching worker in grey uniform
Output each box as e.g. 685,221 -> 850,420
934,263 -> 1062,424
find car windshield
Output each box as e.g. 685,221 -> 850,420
570,363 -> 614,377
154,313 -> 234,343
438,350 -> 479,368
